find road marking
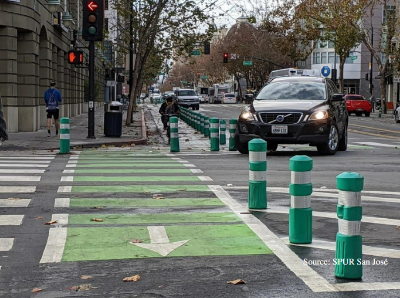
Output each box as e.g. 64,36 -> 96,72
263,208 -> 400,226
0,215 -> 24,225
0,176 -> 41,182
58,186 -> 72,193
0,199 -> 30,207
281,237 -> 400,259
67,160 -> 78,163
190,169 -> 204,174
131,226 -> 189,257
62,170 -> 75,174
208,185 -> 337,293
198,176 -> 213,181
0,238 -> 14,251
334,282 -> 400,291
183,164 -> 196,168
0,186 -> 36,193
40,227 -> 67,263
0,160 -> 51,163
0,169 -> 45,174
349,129 -> 400,140
351,124 -> 400,135
51,214 -> 69,225
353,142 -> 399,148
65,164 -> 77,168
0,157 -> 54,160
0,164 -> 48,168
60,176 -> 74,182
54,198 -> 70,207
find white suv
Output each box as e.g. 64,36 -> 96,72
174,89 -> 200,110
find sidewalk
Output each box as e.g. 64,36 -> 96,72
1,103 -> 147,151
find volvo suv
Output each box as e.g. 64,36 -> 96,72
235,69 -> 348,155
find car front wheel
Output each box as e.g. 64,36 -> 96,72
338,124 -> 348,151
317,122 -> 339,155
235,134 -> 249,154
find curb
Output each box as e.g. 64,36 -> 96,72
49,110 -> 148,150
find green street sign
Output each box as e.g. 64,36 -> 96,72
200,76 -> 208,79
191,50 -> 201,56
351,56 -> 357,60
158,72 -> 165,75
243,61 -> 253,66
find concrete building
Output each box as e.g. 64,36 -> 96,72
0,0 -> 106,133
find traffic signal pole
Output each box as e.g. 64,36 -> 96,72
87,40 -> 95,139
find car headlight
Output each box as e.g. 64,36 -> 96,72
240,110 -> 256,120
309,110 -> 329,120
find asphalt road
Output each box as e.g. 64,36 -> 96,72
1,103 -> 400,297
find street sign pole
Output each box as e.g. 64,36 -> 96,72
87,40 -> 95,139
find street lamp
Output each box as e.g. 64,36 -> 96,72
46,0 -> 61,13
62,11 -> 74,28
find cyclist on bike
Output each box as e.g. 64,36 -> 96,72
159,95 -> 180,130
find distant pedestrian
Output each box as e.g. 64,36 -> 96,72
369,94 -> 376,112
0,92 -> 8,145
44,81 -> 62,138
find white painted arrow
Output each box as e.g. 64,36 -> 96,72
132,226 -> 189,256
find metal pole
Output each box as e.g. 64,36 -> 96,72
369,28 -> 373,95
87,40 -> 95,139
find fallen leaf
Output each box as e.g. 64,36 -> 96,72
79,284 -> 97,291
8,198 -> 20,200
187,147 -> 192,150
131,239 -> 143,243
49,149 -> 54,152
143,191 -> 150,194
90,206 -> 104,209
35,216 -> 43,220
90,218 -> 103,222
31,288 -> 43,293
227,279 -> 247,285
185,139 -> 190,142
44,220 -> 57,225
153,197 -> 164,200
396,226 -> 400,231
178,188 -> 187,191
123,275 -> 141,282
80,275 -> 92,280
68,286 -> 80,291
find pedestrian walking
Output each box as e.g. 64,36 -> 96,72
0,92 -> 8,145
369,94 -> 376,112
44,81 -> 62,138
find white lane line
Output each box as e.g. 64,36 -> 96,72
0,199 -> 30,207
54,198 -> 70,208
183,164 -> 196,168
0,169 -> 45,174
51,214 -> 69,225
0,176 -> 41,182
190,169 -> 204,174
281,237 -> 400,259
60,176 -> 74,182
0,215 -> 24,225
63,170 -> 75,174
0,164 -> 48,168
70,151 -> 82,155
67,160 -> 78,164
0,157 -> 54,160
171,158 -> 181,160
40,227 -> 67,263
65,164 -> 77,168
335,282 -> 400,292
178,160 -> 189,163
208,185 -> 337,293
0,186 -> 36,193
69,156 -> 79,159
198,176 -> 213,181
165,154 -> 176,157
264,208 -> 400,226
354,142 -> 399,148
57,186 -> 72,193
0,238 -> 14,251
0,160 -> 51,164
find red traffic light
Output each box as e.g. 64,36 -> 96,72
224,53 -> 228,58
67,50 -> 84,65
87,1 -> 98,11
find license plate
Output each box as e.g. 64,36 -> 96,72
356,108 -> 363,111
271,125 -> 288,134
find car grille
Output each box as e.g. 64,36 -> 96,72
259,113 -> 302,124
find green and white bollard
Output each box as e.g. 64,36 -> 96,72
204,116 -> 210,137
289,156 -> 313,244
248,139 -> 267,209
335,172 -> 364,279
169,116 -> 180,152
59,117 -> 70,154
210,117 -> 219,151
220,119 -> 226,145
196,113 -> 200,131
200,114 -> 205,134
229,119 -> 237,151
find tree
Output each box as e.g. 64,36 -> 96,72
113,0 -> 215,125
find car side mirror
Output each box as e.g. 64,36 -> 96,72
331,94 -> 345,102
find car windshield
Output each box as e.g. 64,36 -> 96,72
225,94 -> 235,97
256,82 -> 326,100
178,90 -> 196,96
346,96 -> 364,100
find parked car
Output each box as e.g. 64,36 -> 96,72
174,89 -> 200,110
345,94 -> 372,117
222,93 -> 237,104
235,69 -> 348,155
394,102 -> 400,123
199,94 -> 209,104
151,93 -> 161,104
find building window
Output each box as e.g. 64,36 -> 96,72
313,52 -> 321,64
321,52 -> 327,64
383,5 -> 396,23
298,60 -> 306,67
328,52 -> 335,63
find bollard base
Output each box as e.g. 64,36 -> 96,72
170,138 -> 180,152
229,138 -> 236,151
335,233 -> 362,279
248,180 -> 267,209
289,207 -> 312,244
210,138 -> 220,151
220,135 -> 226,145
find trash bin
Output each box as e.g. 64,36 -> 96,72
104,101 -> 123,137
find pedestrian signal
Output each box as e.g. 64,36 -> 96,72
67,50 -> 84,64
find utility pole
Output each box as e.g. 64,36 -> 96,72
88,41 -> 95,139
369,28 -> 373,95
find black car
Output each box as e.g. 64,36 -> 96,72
235,75 -> 348,155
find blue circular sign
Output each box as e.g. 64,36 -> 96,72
321,66 -> 331,77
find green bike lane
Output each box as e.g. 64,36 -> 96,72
45,149 -> 273,263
